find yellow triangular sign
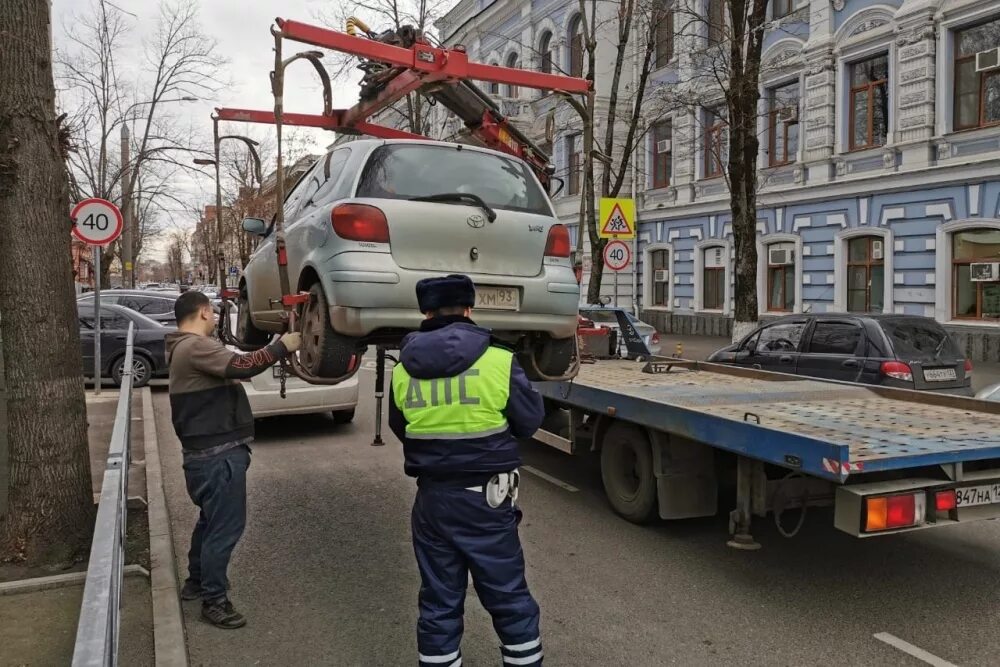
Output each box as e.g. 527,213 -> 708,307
598,198 -> 635,238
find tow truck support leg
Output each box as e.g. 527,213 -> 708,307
372,346 -> 387,447
728,456 -> 762,551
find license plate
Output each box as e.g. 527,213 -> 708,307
476,286 -> 519,311
956,483 -> 1000,507
923,367 -> 957,382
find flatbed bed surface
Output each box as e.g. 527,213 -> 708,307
537,360 -> 1000,481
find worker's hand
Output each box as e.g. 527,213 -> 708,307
280,332 -> 302,353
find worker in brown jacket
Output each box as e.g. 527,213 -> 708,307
165,290 -> 300,629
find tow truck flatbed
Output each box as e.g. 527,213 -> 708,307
533,359 -> 1000,543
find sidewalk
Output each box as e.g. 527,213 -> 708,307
0,389 -> 154,666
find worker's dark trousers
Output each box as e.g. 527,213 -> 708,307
182,445 -> 251,602
412,480 -> 542,667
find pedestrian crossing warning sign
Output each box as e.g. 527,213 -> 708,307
598,198 -> 635,239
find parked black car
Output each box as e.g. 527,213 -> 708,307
79,304 -> 171,388
78,289 -> 181,325
708,314 -> 973,395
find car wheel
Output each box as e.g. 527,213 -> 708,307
600,421 -> 657,524
521,335 -> 576,381
236,285 -> 271,346
332,408 -> 355,424
112,354 -> 152,389
299,283 -> 360,378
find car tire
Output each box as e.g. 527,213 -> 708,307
236,286 -> 271,346
299,283 -> 359,378
112,353 -> 152,389
600,421 -> 658,524
332,409 -> 355,424
521,335 -> 576,381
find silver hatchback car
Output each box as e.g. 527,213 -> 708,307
238,139 -> 580,380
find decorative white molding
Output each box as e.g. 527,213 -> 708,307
792,216 -> 812,231
880,206 -> 906,226
859,196 -> 870,226
925,202 -> 953,221
969,184 -> 981,217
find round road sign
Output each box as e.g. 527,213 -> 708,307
71,198 -> 123,246
603,240 -> 631,272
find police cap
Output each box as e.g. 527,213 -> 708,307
416,274 -> 476,313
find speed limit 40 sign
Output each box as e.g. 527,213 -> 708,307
603,239 -> 631,272
71,198 -> 123,246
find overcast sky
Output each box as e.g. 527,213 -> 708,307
52,0 -> 364,262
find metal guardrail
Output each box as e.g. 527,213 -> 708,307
73,323 -> 135,667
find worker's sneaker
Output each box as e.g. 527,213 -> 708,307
201,598 -> 246,629
180,580 -> 202,601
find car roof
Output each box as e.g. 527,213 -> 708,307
767,312 -> 942,324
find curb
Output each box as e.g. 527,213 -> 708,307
142,387 -> 189,667
0,564 -> 148,596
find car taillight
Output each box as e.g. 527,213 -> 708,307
964,359 -> 973,376
651,332 -> 660,345
544,224 -> 570,258
880,361 -> 913,381
865,493 -> 925,532
331,204 -> 389,243
935,489 -> 957,512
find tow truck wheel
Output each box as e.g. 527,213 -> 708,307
236,286 -> 270,346
299,283 -> 357,378
600,421 -> 657,524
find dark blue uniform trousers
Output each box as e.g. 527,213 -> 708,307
412,482 -> 542,666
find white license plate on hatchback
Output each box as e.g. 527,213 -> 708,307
956,484 -> 1000,507
476,286 -> 519,311
923,367 -> 957,382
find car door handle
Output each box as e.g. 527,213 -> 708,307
841,359 -> 860,368
779,355 -> 794,364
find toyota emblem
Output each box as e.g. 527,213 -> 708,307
467,214 -> 486,228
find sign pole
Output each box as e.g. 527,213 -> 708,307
94,245 -> 102,396
614,264 -> 619,308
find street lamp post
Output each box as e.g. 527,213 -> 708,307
194,115 -> 262,293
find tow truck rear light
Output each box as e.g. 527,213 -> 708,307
331,204 -> 390,243
935,489 -> 957,512
964,359 -> 973,376
544,224 -> 570,258
880,361 -> 913,382
864,493 -> 925,532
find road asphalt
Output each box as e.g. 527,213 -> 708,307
155,360 -> 1000,666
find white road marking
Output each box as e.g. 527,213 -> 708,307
521,466 -> 579,492
874,633 -> 958,667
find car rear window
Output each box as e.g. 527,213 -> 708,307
880,318 -> 962,361
582,310 -> 620,324
356,144 -> 551,215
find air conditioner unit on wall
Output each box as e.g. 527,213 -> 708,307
872,239 -> 884,260
769,248 -> 794,265
976,47 -> 1000,72
778,106 -> 799,122
656,139 -> 672,153
654,269 -> 669,282
705,247 -> 725,268
971,262 -> 1000,282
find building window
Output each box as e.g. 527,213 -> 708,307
505,52 -> 520,97
540,32 -> 553,74
570,17 -> 584,78
655,5 -> 674,68
952,228 -> 1000,320
488,64 -> 500,95
567,134 -> 581,195
847,235 -> 885,312
768,81 -> 800,166
766,242 -> 795,311
703,246 -> 726,310
849,54 -> 889,151
954,17 -> 1000,131
652,120 -> 672,188
704,106 -> 726,178
708,0 -> 724,46
650,248 -> 670,307
772,0 -> 794,19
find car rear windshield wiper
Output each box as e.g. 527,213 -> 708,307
408,192 -> 497,223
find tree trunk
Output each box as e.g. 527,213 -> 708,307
0,0 -> 95,564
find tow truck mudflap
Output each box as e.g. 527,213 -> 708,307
834,470 -> 1000,537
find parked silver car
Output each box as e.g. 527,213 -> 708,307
238,139 -> 580,380
579,306 -> 662,358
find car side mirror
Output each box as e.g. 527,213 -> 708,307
734,349 -> 751,361
242,217 -> 268,236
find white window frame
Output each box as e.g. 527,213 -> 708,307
642,242 -> 674,310
694,239 -> 731,314
833,227 -> 894,314
936,3 -> 1000,137
836,44 -> 895,155
935,218 -> 1000,326
756,234 -> 803,313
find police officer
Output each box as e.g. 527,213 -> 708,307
389,274 -> 546,667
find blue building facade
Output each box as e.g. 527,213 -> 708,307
436,0 -> 1000,359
